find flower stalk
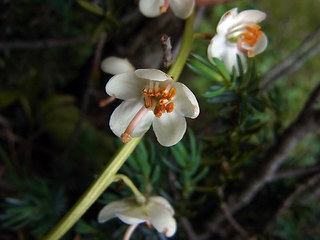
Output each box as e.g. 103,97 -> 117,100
113,174 -> 146,204
167,11 -> 195,81
43,10 -> 195,240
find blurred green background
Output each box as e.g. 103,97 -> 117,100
1,0 -> 320,239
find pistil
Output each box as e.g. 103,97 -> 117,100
121,106 -> 149,143
160,0 -> 170,13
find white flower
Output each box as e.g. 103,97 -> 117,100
208,8 -> 268,75
139,0 -> 195,19
101,56 -> 135,75
105,65 -> 199,147
98,196 -> 177,237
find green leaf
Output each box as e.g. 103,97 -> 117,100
161,157 -> 181,173
192,167 -> 209,184
0,90 -> 20,109
151,165 -> 161,184
203,85 -> 226,98
207,91 -> 238,104
39,95 -> 75,116
187,60 -> 223,82
212,58 -> 231,82
136,142 -> 151,177
238,98 -> 248,125
126,156 -> 140,172
236,54 -> 244,82
191,53 -> 213,68
171,143 -> 187,168
91,20 -> 108,42
78,0 -> 104,16
75,220 -> 100,234
248,95 -> 266,112
188,129 -> 197,162
19,96 -> 32,122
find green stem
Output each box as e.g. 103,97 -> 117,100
167,11 -> 195,81
113,174 -> 146,204
43,11 -> 195,240
43,137 -> 141,240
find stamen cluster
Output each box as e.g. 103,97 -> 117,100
142,82 -> 176,118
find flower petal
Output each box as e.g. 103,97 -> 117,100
150,196 -> 174,215
252,32 -> 268,55
105,72 -> 145,101
148,204 -> 177,237
173,82 -> 199,119
216,8 -> 238,35
152,111 -> 186,147
208,35 -> 246,75
110,100 -> 154,138
234,9 -> 266,26
207,34 -> 228,63
139,0 -> 164,18
116,213 -> 146,225
101,57 -> 135,75
98,199 -> 134,223
135,69 -> 172,81
224,48 -> 247,75
170,0 -> 195,19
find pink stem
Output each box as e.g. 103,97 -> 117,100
123,224 -> 139,240
160,0 -> 170,13
121,105 -> 149,143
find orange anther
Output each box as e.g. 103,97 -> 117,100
241,25 -> 263,47
159,98 -> 169,105
154,106 -> 163,118
165,102 -> 174,113
142,84 -> 176,118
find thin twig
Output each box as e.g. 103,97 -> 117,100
264,171 -> 320,231
217,188 -> 249,239
261,27 -> 320,91
161,34 -> 173,69
0,36 -> 89,50
271,164 -> 320,182
278,172 -> 320,215
220,202 -> 249,239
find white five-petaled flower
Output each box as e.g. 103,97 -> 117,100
208,8 -> 268,75
103,57 -> 199,147
139,0 -> 195,19
98,196 -> 177,237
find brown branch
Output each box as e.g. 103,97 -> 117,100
271,164 -> 320,182
261,27 -> 320,91
207,83 -> 320,232
0,36 -> 89,50
264,171 -> 320,232
220,202 -> 249,239
277,172 -> 320,215
216,187 -> 249,239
